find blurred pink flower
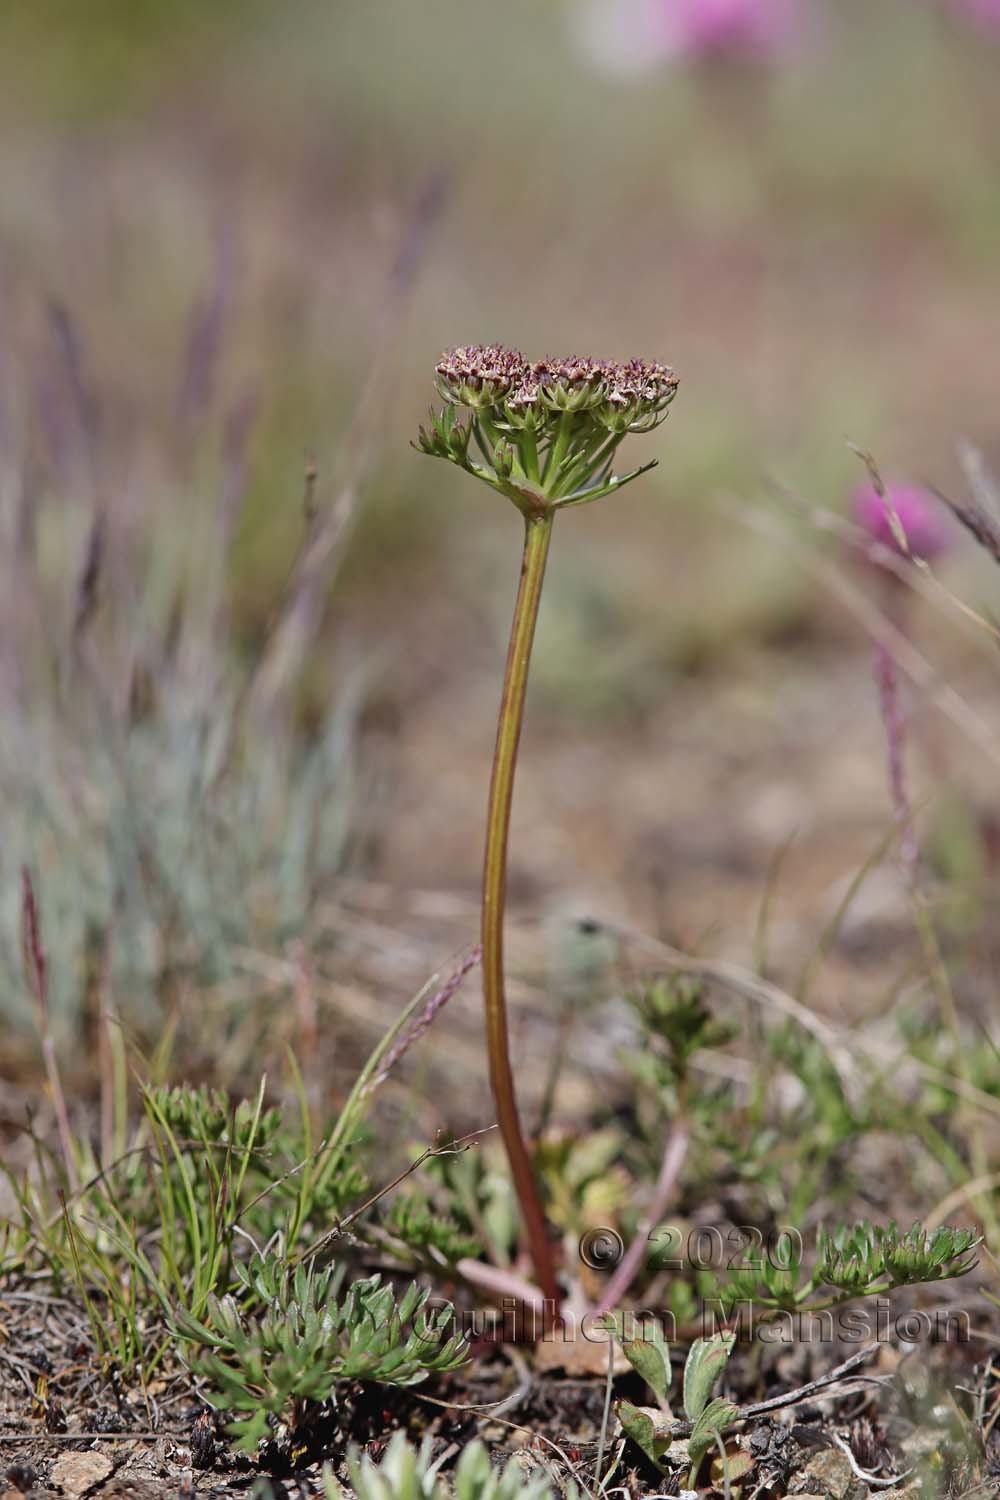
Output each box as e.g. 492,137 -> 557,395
657,0 -> 804,56
942,0 -> 1000,34
574,0 -> 808,75
853,482 -> 953,564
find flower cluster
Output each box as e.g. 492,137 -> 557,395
416,344 -> 678,515
434,346 -> 678,431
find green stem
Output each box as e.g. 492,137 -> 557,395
483,511 -> 561,1312
521,426 -> 540,484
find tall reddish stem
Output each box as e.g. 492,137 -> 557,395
482,512 -> 561,1312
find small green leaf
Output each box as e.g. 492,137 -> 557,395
682,1333 -> 734,1422
688,1397 -> 741,1469
617,1400 -> 671,1467
622,1325 -> 672,1405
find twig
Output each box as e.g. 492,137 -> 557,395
295,1125 -> 497,1264
0,1430 -> 185,1443
734,1343 -> 883,1422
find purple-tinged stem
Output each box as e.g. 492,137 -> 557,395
873,638 -> 918,881
591,1113 -> 690,1317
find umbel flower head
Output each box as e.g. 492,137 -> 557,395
416,344 -> 678,518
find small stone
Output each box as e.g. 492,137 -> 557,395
50,1450 -> 114,1497
788,1447 -> 858,1498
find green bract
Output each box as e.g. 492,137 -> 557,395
415,343 -> 678,519
816,1220 -> 981,1292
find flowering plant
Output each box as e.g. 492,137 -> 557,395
415,345 -> 677,1308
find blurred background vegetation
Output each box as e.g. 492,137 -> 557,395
1,0 -> 999,1074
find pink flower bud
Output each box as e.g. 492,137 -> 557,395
656,0 -> 806,58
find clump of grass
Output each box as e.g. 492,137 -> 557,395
0,171 -> 447,1055
0,945 -> 483,1453
1,1069 -> 363,1378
